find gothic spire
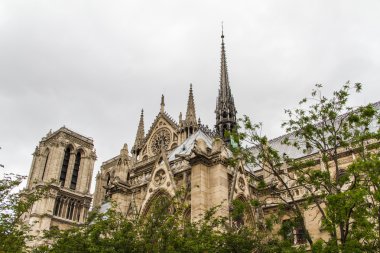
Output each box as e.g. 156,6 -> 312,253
179,84 -> 198,140
133,109 -> 145,153
185,83 -> 197,126
215,28 -> 237,142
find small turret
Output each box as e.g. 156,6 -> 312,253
185,84 -> 197,127
132,109 -> 145,156
120,143 -> 129,157
179,112 -> 183,127
180,84 -> 199,141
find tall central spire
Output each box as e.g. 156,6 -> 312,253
215,28 -> 237,142
219,25 -> 231,102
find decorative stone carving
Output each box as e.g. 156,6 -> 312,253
153,169 -> 166,186
193,138 -> 208,155
238,177 -> 245,190
150,128 -> 171,155
211,138 -> 223,154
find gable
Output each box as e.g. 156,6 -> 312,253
140,113 -> 179,158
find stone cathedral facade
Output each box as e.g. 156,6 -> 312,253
92,31 -> 249,221
22,32 -> 380,246
22,32 -> 255,241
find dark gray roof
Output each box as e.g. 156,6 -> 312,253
250,101 -> 380,171
168,130 -> 213,162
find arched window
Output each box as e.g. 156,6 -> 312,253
142,190 -> 172,219
106,172 -> 111,186
70,151 -> 81,190
76,202 -> 82,221
66,199 -> 75,220
231,196 -> 254,228
184,207 -> 191,224
60,147 -> 71,186
53,196 -> 61,216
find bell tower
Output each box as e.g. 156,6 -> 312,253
22,127 -> 96,244
215,29 -> 237,143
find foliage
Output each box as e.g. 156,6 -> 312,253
0,173 -> 48,253
5,82 -> 380,253
230,82 -> 380,252
34,190 -> 262,253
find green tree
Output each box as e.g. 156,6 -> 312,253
34,189 -> 260,253
0,173 -> 49,253
230,82 -> 380,252
33,82 -> 380,253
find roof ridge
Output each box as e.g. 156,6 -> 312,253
43,126 -> 93,144
144,112 -> 179,144
267,100 -> 380,144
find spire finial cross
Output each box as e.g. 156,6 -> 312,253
160,94 -> 165,113
221,21 -> 224,39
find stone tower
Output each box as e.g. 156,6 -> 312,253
215,30 -> 237,142
22,127 -> 96,243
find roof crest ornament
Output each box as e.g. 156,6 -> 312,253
221,21 -> 224,39
160,94 -> 165,113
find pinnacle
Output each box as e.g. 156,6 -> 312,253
133,109 -> 145,150
185,83 -> 197,126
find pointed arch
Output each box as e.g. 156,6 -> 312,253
70,149 -> 84,190
183,206 -> 191,224
74,146 -> 87,157
231,194 -> 254,228
106,172 -> 111,186
59,145 -> 73,186
140,189 -> 172,218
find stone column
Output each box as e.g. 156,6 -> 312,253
208,163 -> 229,218
64,152 -> 76,188
86,154 -> 96,192
26,152 -> 38,189
77,156 -> 88,193
47,145 -> 65,181
191,163 -> 209,221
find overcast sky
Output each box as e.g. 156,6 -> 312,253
1,0 -> 379,191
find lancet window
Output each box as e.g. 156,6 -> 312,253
59,147 -> 71,186
53,195 -> 82,222
70,151 -> 81,190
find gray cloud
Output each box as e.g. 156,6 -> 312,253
1,0 -> 379,192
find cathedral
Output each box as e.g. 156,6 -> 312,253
92,31 -> 245,221
23,31 -> 254,240
22,30 -> 380,247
